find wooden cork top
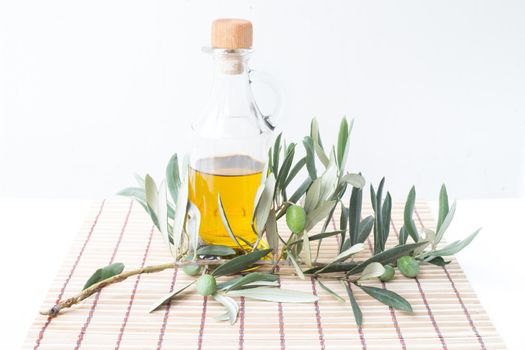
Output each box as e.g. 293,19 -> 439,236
211,19 -> 253,49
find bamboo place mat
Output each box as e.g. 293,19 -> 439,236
24,198 -> 505,350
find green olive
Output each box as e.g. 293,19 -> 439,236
397,256 -> 420,278
286,205 -> 306,234
379,265 -> 395,282
196,274 -> 217,296
182,263 -> 202,276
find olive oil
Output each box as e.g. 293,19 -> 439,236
188,155 -> 264,249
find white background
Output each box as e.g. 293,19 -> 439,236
1,0 -> 524,201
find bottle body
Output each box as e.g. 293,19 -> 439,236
189,155 -> 264,247
189,48 -> 272,249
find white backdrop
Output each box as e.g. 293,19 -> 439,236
1,0 -> 524,200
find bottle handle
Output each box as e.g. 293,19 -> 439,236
248,69 -> 283,131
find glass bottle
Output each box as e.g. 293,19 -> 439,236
188,19 -> 280,250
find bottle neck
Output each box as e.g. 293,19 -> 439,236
193,48 -> 269,141
209,52 -> 252,106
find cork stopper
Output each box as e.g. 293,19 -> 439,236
211,19 -> 253,49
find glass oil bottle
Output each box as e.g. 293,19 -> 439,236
189,19 -> 279,250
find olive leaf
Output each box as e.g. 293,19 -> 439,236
222,272 -> 278,292
358,285 -> 412,312
426,256 -> 451,266
166,153 -> 181,204
356,216 -> 374,244
186,202 -> 201,256
340,173 -> 365,189
370,184 -> 377,212
213,294 -> 239,325
347,242 -> 427,275
288,253 -> 305,280
348,186 -> 362,246
303,136 -> 317,180
305,200 -> 337,232
290,230 -> 344,246
218,194 -> 247,252
304,178 -> 321,214
371,178 -> 389,254
337,118 -> 348,169
318,151 -> 338,202
403,186 -> 420,242
358,262 -> 385,282
196,245 -> 236,257
336,117 -> 353,171
145,175 -> 159,216
117,187 -> 147,206
149,280 -> 196,313
215,270 -> 279,291
212,249 -> 272,277
343,282 -> 363,326
381,192 -> 392,248
267,147 -> 273,175
413,228 -> 435,256
310,118 -> 330,167
265,209 -> 279,255
283,157 -> 306,189
226,287 -> 319,303
83,262 -> 125,291
236,235 -> 255,250
340,203 -> 349,232
276,143 -> 296,196
315,243 -> 363,274
321,205 -> 341,255
272,133 -> 282,176
142,175 -> 161,230
437,184 -> 449,233
172,157 -> 189,256
118,186 -> 175,223
157,181 -> 173,255
253,173 -> 276,235
119,186 -> 144,197
252,184 -> 265,223
425,228 -> 481,258
252,162 -> 269,214
302,232 -> 313,267
304,262 -> 358,274
399,226 -> 408,245
217,279 -> 278,291
133,173 -> 145,187
289,178 -> 312,204
334,243 -> 364,262
316,279 -> 345,303
434,201 -> 456,248
215,313 -> 232,322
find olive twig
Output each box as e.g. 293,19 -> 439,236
40,259 -> 328,317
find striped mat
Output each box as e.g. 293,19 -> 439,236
24,198 -> 505,349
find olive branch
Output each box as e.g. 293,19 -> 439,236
41,118 -> 479,327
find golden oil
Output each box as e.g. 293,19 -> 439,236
188,155 -> 266,250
